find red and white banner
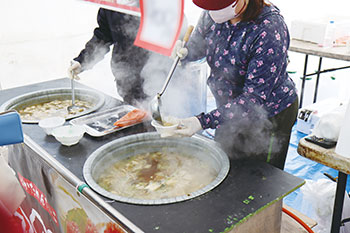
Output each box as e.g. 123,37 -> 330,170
8,143 -> 128,233
79,0 -> 184,56
81,0 -> 141,16
17,172 -> 59,226
134,0 -> 184,56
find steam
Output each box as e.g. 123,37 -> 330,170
78,16 -> 284,167
79,18 -> 286,167
141,53 -> 207,118
214,104 -> 283,163
122,48 -> 286,168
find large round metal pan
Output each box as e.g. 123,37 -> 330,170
83,132 -> 230,205
0,88 -> 105,123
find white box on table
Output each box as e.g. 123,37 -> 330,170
290,20 -> 327,45
290,19 -> 350,45
296,98 -> 345,134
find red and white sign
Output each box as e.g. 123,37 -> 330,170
17,173 -> 58,226
81,0 -> 141,16
79,0 -> 184,56
134,0 -> 184,56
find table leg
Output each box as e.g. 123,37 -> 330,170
313,57 -> 323,103
331,172 -> 347,233
299,55 -> 309,108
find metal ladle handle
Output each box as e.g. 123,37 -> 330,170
70,61 -> 76,106
157,25 -> 194,97
71,77 -> 76,105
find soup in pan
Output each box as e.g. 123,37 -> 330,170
18,99 -> 93,121
97,151 -> 217,200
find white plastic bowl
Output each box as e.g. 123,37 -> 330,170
38,117 -> 65,135
151,117 -> 179,137
52,125 -> 86,146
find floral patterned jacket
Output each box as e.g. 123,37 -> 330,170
184,5 -> 297,130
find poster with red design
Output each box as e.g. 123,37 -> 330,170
18,173 -> 59,226
79,0 -> 184,56
134,0 -> 184,56
80,0 -> 141,16
8,142 -> 129,233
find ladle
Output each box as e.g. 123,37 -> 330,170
150,25 -> 194,124
67,62 -> 82,113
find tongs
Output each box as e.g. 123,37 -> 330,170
150,25 -> 194,125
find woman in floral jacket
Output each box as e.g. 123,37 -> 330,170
173,0 -> 298,170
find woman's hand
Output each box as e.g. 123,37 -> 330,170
67,61 -> 82,80
174,117 -> 202,137
170,40 -> 188,60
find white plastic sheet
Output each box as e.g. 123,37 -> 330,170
79,0 -> 141,16
0,155 -> 25,214
336,100 -> 350,158
300,179 -> 336,233
299,178 -> 350,233
341,191 -> 350,233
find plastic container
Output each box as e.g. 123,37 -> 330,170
186,58 -> 208,115
52,125 -> 85,146
335,101 -> 350,158
38,117 -> 65,135
151,117 -> 179,137
160,58 -> 208,118
322,20 -> 336,48
69,105 -> 145,137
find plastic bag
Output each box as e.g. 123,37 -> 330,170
341,190 -> 350,233
312,103 -> 347,141
300,178 -> 350,233
0,156 -> 25,214
300,179 -> 336,233
312,112 -> 344,141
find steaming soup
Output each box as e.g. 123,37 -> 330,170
97,151 -> 217,200
18,99 -> 93,121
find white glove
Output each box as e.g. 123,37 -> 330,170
171,40 -> 188,60
173,117 -> 202,137
67,60 -> 82,80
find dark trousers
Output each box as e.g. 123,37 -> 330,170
214,98 -> 299,170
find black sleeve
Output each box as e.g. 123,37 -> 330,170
73,8 -> 113,71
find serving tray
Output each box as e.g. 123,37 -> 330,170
70,105 -> 145,137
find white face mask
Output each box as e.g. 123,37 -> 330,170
209,1 -> 244,24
